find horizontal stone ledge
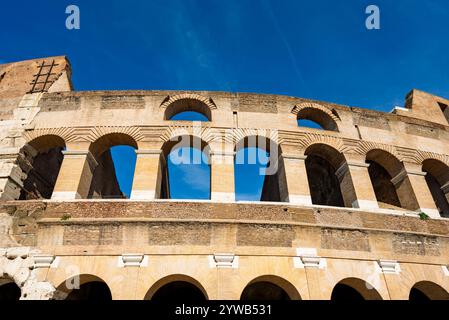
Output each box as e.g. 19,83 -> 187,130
22,249 -> 449,268
5,200 -> 449,237
34,217 -> 449,239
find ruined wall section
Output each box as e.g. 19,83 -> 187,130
0,57 -> 72,202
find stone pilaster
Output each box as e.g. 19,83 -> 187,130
335,161 -> 379,209
130,150 -> 164,200
279,154 -> 312,205
210,151 -> 235,202
51,150 -> 97,200
395,163 -> 439,217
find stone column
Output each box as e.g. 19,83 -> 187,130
210,151 -> 235,202
279,154 -> 312,205
130,150 -> 164,200
335,160 -> 379,210
51,150 -> 97,200
398,163 -> 440,218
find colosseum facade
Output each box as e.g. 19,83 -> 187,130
0,56 -> 449,300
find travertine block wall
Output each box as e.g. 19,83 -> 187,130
0,56 -> 449,300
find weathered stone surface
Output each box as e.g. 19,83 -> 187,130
0,57 -> 449,300
392,233 -> 440,256
63,224 -> 122,246
148,222 -> 211,246
101,95 -> 145,109
321,228 -> 370,252
237,224 -> 294,247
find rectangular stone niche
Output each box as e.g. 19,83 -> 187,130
320,228 -> 371,252
63,224 -> 122,245
147,222 -> 211,246
237,224 -> 294,247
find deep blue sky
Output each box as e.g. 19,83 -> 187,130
2,0 -> 449,199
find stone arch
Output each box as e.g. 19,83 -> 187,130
88,132 -> 139,158
422,159 -> 449,217
297,133 -> 345,154
409,281 -> 449,300
160,134 -> 211,199
86,132 -> 139,199
304,143 -> 350,207
240,275 -> 301,300
331,277 -> 383,301
234,134 -> 286,202
55,274 -> 112,300
161,125 -> 216,147
161,94 -> 216,121
144,274 -> 208,301
356,142 -> 400,161
0,277 -> 21,301
23,127 -> 75,146
18,134 -> 66,200
26,134 -> 67,151
365,149 -> 418,211
292,103 -> 340,131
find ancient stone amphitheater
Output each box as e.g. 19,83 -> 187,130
0,56 -> 448,300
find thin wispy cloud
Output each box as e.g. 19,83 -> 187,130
167,1 -> 232,90
179,165 -> 210,192
236,192 -> 262,201
262,0 -> 308,93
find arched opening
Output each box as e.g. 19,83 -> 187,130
304,144 -> 347,207
170,111 -> 209,121
0,278 -> 21,301
298,119 -> 325,130
234,136 -> 287,202
240,276 -> 300,300
164,98 -> 211,121
366,149 -> 418,210
56,275 -> 112,301
19,135 -> 65,200
409,281 -> 449,300
161,135 -> 210,200
422,159 -> 449,218
296,108 -> 338,131
331,278 -> 382,301
87,133 -> 138,199
145,275 -> 208,301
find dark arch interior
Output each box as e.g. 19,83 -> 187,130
19,139 -> 65,200
422,160 -> 449,218
409,281 -> 449,300
305,154 -> 344,207
65,281 -> 112,300
240,281 -> 291,300
367,160 -> 401,208
0,282 -> 21,301
331,283 -> 365,301
409,287 -> 431,301
151,281 -> 206,302
425,172 -> 449,217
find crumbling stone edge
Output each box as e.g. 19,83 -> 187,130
0,247 -> 55,300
